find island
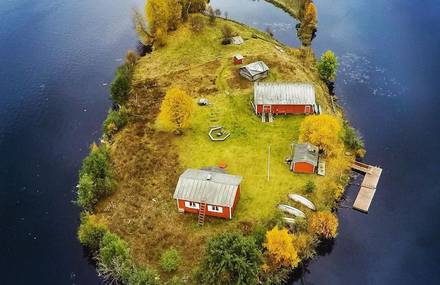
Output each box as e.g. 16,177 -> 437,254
76,1 -> 365,284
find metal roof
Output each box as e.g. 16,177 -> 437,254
254,82 -> 316,105
173,169 -> 242,207
234,54 -> 244,60
231,36 -> 244,45
240,61 -> 269,77
292,143 -> 319,166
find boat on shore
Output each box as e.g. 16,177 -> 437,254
278,204 -> 306,218
288,194 -> 316,211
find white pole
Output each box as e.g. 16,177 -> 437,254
267,144 -> 271,181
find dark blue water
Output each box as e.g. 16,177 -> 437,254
211,0 -> 440,284
0,0 -> 142,284
1,0 -> 439,284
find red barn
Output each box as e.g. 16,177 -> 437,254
290,143 -> 319,174
233,54 -> 244,65
253,83 -> 317,116
173,169 -> 242,220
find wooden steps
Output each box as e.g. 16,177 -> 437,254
198,201 -> 207,226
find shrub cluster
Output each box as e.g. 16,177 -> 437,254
198,233 -> 262,285
78,214 -> 160,285
343,121 -> 365,156
190,15 -> 205,33
160,248 -> 181,272
103,107 -> 128,138
110,63 -> 134,105
77,143 -> 116,210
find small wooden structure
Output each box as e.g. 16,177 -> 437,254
253,83 -> 317,116
233,54 -> 244,65
239,61 -> 269,81
173,169 -> 242,221
351,161 -> 383,213
290,143 -> 319,174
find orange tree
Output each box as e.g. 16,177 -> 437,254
308,211 -> 339,239
158,87 -> 194,134
263,226 -> 300,269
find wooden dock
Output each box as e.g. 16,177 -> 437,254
351,161 -> 383,213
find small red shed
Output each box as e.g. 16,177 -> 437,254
290,143 -> 319,174
233,54 -> 244,65
173,169 -> 242,220
253,83 -> 317,115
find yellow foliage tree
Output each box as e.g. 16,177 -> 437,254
263,226 -> 300,268
158,87 -> 194,134
146,0 -> 182,47
299,114 -> 343,157
304,2 -> 317,27
308,211 -> 338,239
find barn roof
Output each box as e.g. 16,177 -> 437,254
292,143 -> 319,166
254,82 -> 316,106
173,169 -> 242,207
240,61 -> 269,77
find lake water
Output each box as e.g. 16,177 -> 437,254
1,0 -> 439,284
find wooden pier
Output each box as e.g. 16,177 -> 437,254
351,161 -> 383,213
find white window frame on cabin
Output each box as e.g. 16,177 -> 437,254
208,205 -> 223,213
185,201 -> 199,209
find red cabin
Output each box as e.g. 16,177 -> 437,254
173,169 -> 242,220
290,143 -> 319,174
253,83 -> 317,116
233,54 -> 244,65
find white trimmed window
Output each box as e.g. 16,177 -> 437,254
185,201 -> 199,209
208,205 -> 223,213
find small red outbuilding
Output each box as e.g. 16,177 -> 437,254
173,169 -> 242,220
253,83 -> 317,115
290,143 -> 319,174
233,54 -> 244,65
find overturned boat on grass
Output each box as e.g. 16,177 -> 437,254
277,204 -> 306,218
288,194 -> 316,211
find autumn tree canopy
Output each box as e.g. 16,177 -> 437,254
158,87 -> 194,134
299,114 -> 343,157
263,226 -> 300,269
308,211 -> 339,239
298,2 -> 318,46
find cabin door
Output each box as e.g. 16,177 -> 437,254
263,105 -> 271,113
305,105 -> 311,114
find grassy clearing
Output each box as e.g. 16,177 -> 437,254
95,16 -> 351,282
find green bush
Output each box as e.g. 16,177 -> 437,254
305,180 -> 316,194
128,267 -> 161,285
77,213 -> 108,252
77,144 -> 116,210
199,233 -> 262,285
317,50 -> 338,82
97,232 -> 133,283
160,248 -> 181,272
110,64 -> 133,105
343,121 -> 364,151
103,107 -> 128,137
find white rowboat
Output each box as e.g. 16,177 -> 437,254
288,194 -> 316,211
277,204 -> 306,218
283,217 -> 296,224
